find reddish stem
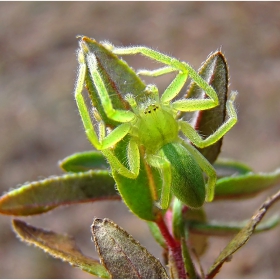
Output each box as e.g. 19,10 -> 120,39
156,215 -> 186,278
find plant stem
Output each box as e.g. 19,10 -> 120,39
156,215 -> 186,278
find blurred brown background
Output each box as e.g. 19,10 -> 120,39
0,2 -> 280,278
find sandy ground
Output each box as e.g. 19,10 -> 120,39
0,2 -> 280,278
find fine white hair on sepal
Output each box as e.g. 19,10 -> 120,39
86,52 -> 98,71
101,40 -> 114,51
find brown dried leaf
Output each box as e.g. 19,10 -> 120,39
12,219 -> 110,278
92,218 -> 169,279
207,189 -> 280,278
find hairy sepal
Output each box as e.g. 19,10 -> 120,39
80,36 -> 146,128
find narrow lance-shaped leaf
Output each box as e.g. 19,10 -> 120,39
207,189 -> 280,279
214,158 -> 253,178
79,38 -> 159,222
0,170 -> 118,216
183,207 -> 209,256
12,219 -> 110,278
92,218 -> 169,279
83,36 -> 146,100
147,221 -> 167,249
187,214 -> 280,236
80,36 -> 146,128
214,168 -> 280,200
181,51 -> 229,163
59,151 -> 109,172
172,198 -> 197,279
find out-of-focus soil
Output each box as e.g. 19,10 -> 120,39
0,2 -> 280,278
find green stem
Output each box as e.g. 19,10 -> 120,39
172,199 -> 198,278
181,237 -> 198,279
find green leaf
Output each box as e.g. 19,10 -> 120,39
91,218 -> 169,279
77,38 -> 158,221
188,214 -> 280,236
112,157 -> 159,221
181,237 -> 198,279
112,136 -> 161,221
172,198 -> 185,240
59,151 -> 109,172
214,168 -> 280,200
0,170 -> 118,216
147,221 -> 167,248
80,36 -> 146,128
182,51 -> 229,164
207,189 -> 280,278
214,158 -> 253,178
12,219 -> 110,278
172,199 -> 198,279
184,207 -> 209,256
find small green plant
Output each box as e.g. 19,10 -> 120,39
75,38 -> 237,210
1,36 -> 280,278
